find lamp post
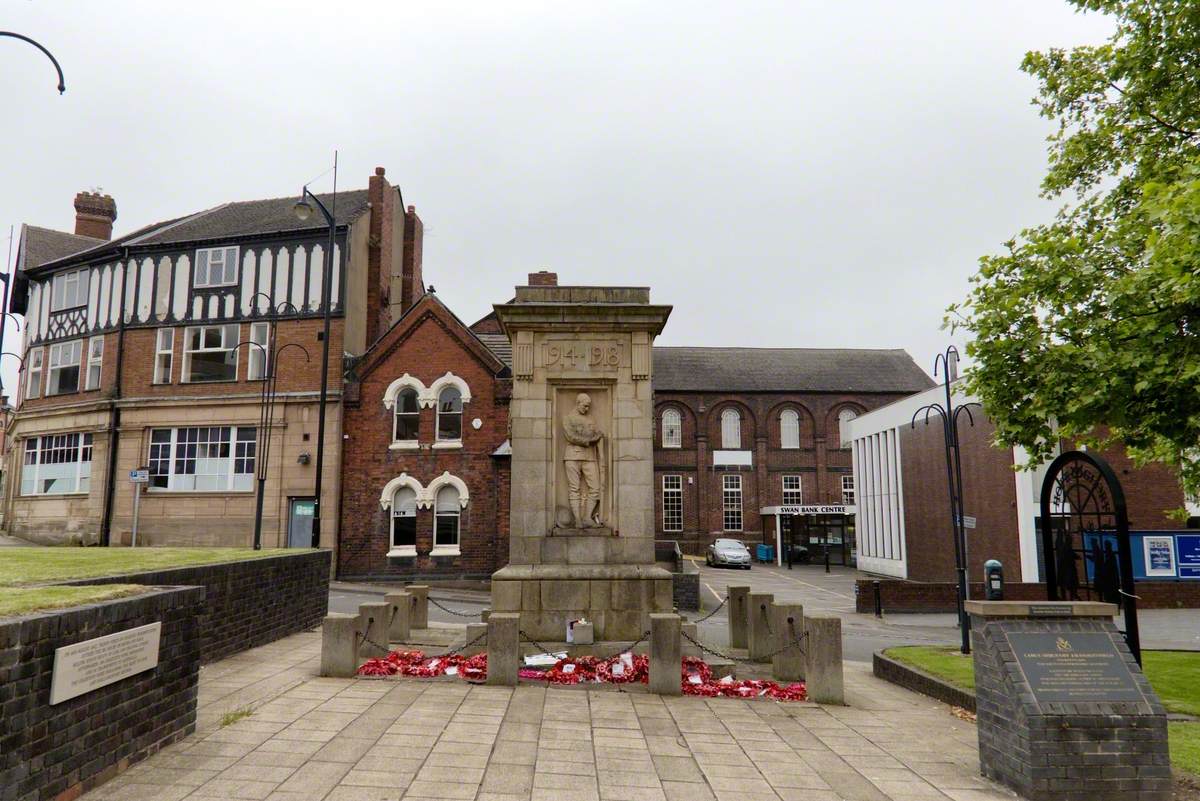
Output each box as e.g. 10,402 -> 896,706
0,32 -> 66,93
292,189 -> 336,549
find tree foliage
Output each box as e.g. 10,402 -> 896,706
952,0 -> 1200,498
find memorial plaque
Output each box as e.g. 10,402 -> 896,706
1009,631 -> 1142,704
49,622 -> 161,705
1027,604 -> 1072,617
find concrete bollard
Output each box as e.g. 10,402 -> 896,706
681,622 -> 700,657
770,603 -> 805,682
463,622 -> 488,656
747,592 -> 774,661
359,602 -> 390,658
480,608 -> 491,623
486,613 -> 519,686
727,586 -> 749,649
407,585 -> 430,629
320,613 -> 360,677
385,591 -> 412,643
804,615 -> 844,704
649,613 -> 682,696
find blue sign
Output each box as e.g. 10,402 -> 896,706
1178,535 -> 1200,579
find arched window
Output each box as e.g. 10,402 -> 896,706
720,408 -> 741,449
437,387 -> 462,441
391,487 -> 417,552
435,485 -> 461,550
837,408 -> 858,447
780,409 -> 800,449
393,388 -> 420,442
662,409 -> 682,448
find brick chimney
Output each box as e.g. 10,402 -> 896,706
528,270 -> 557,286
401,205 -> 424,313
367,167 -> 389,342
74,191 -> 117,240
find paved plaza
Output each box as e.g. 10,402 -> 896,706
78,629 -> 1013,801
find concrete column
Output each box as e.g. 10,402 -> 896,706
480,608 -> 491,623
727,585 -> 750,649
805,615 -> 844,704
680,621 -> 700,657
487,612 -> 519,686
408,585 -> 430,629
747,592 -> 774,661
320,613 -> 359,677
463,622 -> 488,656
770,603 -> 805,681
649,613 -> 681,696
385,591 -> 411,643
359,602 -> 390,658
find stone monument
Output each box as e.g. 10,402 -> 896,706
490,284 -> 674,641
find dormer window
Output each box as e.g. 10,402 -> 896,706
194,246 -> 239,288
51,269 -> 89,312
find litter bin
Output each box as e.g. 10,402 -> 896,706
756,544 -> 775,563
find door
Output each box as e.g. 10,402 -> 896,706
287,497 -> 316,548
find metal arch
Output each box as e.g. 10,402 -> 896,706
0,351 -> 26,367
0,32 -> 66,94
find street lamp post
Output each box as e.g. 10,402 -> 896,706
292,189 -> 336,549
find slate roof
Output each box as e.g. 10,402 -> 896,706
475,332 -> 513,368
651,347 -> 934,393
19,225 -> 105,270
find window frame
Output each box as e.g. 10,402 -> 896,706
154,329 -> 175,385
780,409 -> 800,450
782,474 -> 803,505
837,408 -> 859,447
193,246 -> 240,289
46,340 -> 83,396
21,432 -> 93,496
247,322 -> 270,381
390,486 -> 418,555
25,347 -> 44,400
50,268 -> 90,312
841,475 -> 855,506
720,408 -> 741,449
147,426 -> 256,493
181,323 -> 240,384
661,408 -> 682,449
392,387 -> 421,445
435,386 -> 463,444
722,474 -> 743,532
662,474 -> 683,533
433,485 -> 462,554
85,336 -> 104,391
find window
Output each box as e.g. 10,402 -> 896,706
437,387 -> 462,441
26,347 -> 43,400
51,269 -> 89,311
720,408 -> 741,449
21,433 -> 93,495
194,246 -> 239,288
662,475 -> 683,532
661,409 -> 682,448
722,474 -> 742,532
85,336 -> 103,390
782,475 -> 803,505
837,408 -> 858,447
248,322 -> 269,380
182,324 -> 239,382
841,475 -> 855,506
780,409 -> 800,449
434,485 -> 461,550
394,388 -> 420,442
148,426 -> 255,491
46,340 -> 82,395
154,329 -> 174,384
391,487 -> 417,552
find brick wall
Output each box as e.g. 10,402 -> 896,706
0,586 -> 203,801
855,578 -> 1200,613
65,550 -> 329,663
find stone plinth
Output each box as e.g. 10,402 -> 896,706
491,284 -> 673,641
967,601 -> 1170,801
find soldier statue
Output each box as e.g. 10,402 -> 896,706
562,392 -> 606,528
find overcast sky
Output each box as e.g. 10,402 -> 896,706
1,1 -> 1115,392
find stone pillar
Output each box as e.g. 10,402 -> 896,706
747,592 -> 774,661
770,603 -> 805,681
480,608 -> 491,623
463,622 -> 488,656
680,621 -> 699,657
359,602 -> 390,658
804,615 -> 843,704
649,613 -> 681,696
486,613 -> 519,686
727,585 -> 749,649
320,613 -> 359,677
408,585 -> 430,629
385,591 -> 411,643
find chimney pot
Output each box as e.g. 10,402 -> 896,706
73,191 -> 117,241
375,166 -> 386,176
527,270 -> 558,286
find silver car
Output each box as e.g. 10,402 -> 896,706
705,538 -> 752,569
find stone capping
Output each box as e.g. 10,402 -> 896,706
963,600 -> 1118,618
872,651 -> 977,712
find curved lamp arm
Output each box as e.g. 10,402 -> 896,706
0,351 -> 26,368
0,32 -> 66,93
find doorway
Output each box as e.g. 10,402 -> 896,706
287,497 -> 316,547
786,514 -> 854,566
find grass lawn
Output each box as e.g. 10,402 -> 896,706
0,585 -> 148,617
884,645 -> 1200,776
0,547 -> 304,587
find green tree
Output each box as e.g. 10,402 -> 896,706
952,0 -> 1200,499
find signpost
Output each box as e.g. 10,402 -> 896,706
129,467 -> 149,547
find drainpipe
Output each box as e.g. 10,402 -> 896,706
99,247 -> 129,546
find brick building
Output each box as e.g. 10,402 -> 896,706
4,167 -> 424,546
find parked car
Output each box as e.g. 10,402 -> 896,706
706,538 -> 752,569
787,542 -> 810,564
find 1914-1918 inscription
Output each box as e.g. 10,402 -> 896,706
1009,632 -> 1143,704
49,622 -> 162,705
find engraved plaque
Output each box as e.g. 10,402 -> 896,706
50,622 -> 162,705
1009,632 -> 1143,704
542,341 -> 622,372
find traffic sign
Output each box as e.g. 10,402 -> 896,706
129,469 -> 149,483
